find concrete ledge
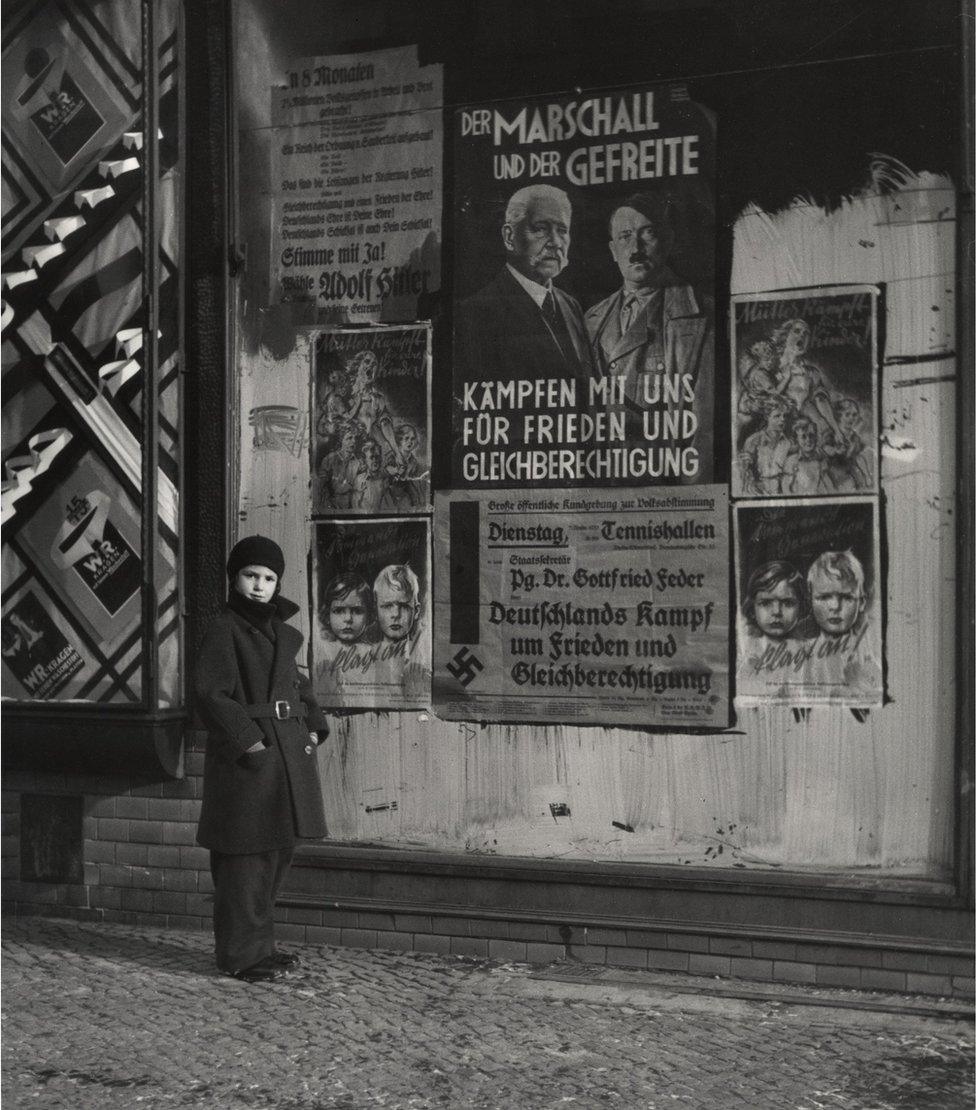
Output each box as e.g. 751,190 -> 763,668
276,890 -> 975,957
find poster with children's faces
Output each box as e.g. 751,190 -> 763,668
311,518 -> 431,709
731,286 -> 879,499
734,498 -> 883,707
310,325 -> 431,516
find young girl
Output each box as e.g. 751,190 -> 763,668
322,573 -> 373,644
194,535 -> 329,983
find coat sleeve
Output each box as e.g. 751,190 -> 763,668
296,666 -> 330,738
194,622 -> 266,759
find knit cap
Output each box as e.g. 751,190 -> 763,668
226,535 -> 285,580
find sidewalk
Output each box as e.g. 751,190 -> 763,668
2,915 -> 972,1109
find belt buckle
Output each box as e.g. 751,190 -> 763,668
274,700 -> 290,720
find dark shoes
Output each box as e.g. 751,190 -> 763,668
229,950 -> 302,982
268,949 -> 302,969
231,955 -> 289,983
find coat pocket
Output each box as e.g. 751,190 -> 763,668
239,745 -> 271,770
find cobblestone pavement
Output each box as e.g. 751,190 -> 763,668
2,916 -> 973,1109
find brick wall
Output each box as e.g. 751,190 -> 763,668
2,749 -> 211,932
2,758 -> 972,1000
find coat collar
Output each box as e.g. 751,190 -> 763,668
273,594 -> 300,621
591,280 -> 703,363
224,593 -> 304,702
227,590 -> 300,624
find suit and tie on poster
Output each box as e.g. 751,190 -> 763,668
452,82 -> 715,491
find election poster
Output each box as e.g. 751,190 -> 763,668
451,83 -> 715,490
270,45 -> 442,322
311,325 -> 431,515
734,498 -> 883,707
311,517 -> 430,709
433,486 -> 729,728
731,285 -> 879,498
1,588 -> 86,700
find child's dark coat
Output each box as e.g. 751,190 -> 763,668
194,595 -> 329,854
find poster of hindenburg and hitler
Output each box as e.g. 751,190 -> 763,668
734,498 -> 883,707
731,285 -> 879,498
311,325 -> 431,515
311,518 -> 430,709
269,45 -> 443,323
433,486 -> 729,728
452,83 -> 715,490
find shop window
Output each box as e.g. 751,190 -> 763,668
227,0 -> 967,888
2,1 -> 184,766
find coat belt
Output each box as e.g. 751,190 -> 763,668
243,700 -> 304,721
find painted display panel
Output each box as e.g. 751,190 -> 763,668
2,0 -> 183,706
232,4 -> 954,875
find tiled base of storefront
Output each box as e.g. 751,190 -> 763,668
3,892 -> 972,1000
2,756 -> 972,1001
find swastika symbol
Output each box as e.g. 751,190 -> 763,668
446,647 -> 484,687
